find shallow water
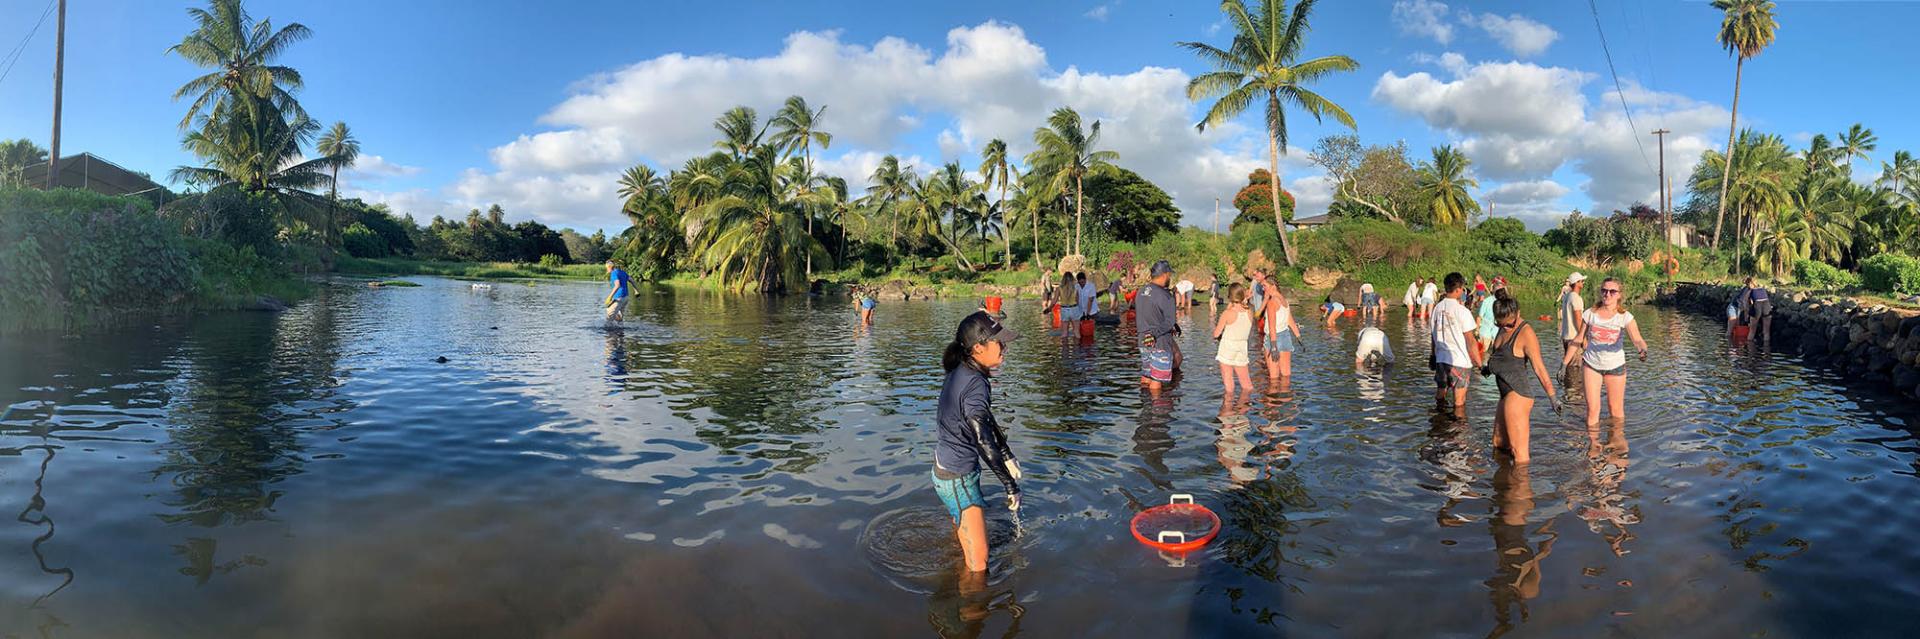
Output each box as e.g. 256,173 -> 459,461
1,277 -> 1916,637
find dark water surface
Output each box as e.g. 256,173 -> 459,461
2,277 -> 1917,637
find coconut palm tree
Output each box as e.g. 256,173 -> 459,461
315,121 -> 359,246
1804,134 -> 1835,174
819,175 -> 863,265
978,138 -> 1018,268
769,96 -> 832,279
683,146 -> 827,292
617,164 -> 684,279
166,0 -> 311,131
1754,205 -> 1808,279
1790,174 -> 1858,264
1876,150 -> 1917,195
1837,123 -> 1877,172
1415,146 -> 1478,227
712,107 -> 766,160
170,99 -> 331,194
1692,130 -> 1797,271
865,155 -> 914,269
1026,107 -> 1118,258
1708,0 -> 1778,252
1181,0 -> 1358,266
900,172 -> 976,271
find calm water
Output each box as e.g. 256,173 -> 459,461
1,277 -> 1917,638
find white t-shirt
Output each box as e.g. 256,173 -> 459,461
1357,327 -> 1394,364
1420,282 -> 1439,304
1430,297 -> 1477,368
1404,283 -> 1418,305
1558,290 -> 1585,341
1079,282 -> 1099,315
1582,308 -> 1635,370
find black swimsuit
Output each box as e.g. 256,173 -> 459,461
1487,324 -> 1537,399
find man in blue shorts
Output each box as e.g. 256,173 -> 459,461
604,260 -> 631,322
1136,260 -> 1180,391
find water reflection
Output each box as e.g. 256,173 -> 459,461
1485,462 -> 1556,638
14,445 -> 74,608
1569,421 -> 1638,557
925,566 -> 1025,639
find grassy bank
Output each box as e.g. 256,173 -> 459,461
334,256 -> 605,281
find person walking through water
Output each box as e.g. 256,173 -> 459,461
1484,289 -> 1558,464
1404,279 -> 1420,319
1420,277 -> 1440,318
1430,272 -> 1480,413
1136,260 -> 1180,391
1054,269 -> 1080,338
1558,273 -> 1588,375
1567,277 -> 1649,439
932,311 -> 1024,573
1263,283 -> 1302,379
1358,282 -> 1383,323
603,260 -> 632,323
1212,283 -> 1255,397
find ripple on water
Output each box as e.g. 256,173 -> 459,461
861,506 -> 1025,594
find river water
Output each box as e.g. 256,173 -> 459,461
0,277 -> 1915,637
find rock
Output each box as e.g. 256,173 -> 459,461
877,280 -> 910,301
1055,254 -> 1086,274
1303,266 -> 1343,289
1244,249 -> 1275,276
245,295 -> 289,312
1829,334 -> 1849,354
434,356 -> 449,364
1894,365 -> 1920,392
1792,292 -> 1808,304
1329,276 -> 1364,305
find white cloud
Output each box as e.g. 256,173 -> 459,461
343,154 -> 424,181
1393,0 -> 1454,45
432,22 -> 1331,232
1372,57 -> 1727,221
1409,51 -> 1468,76
1085,3 -> 1112,21
1472,14 -> 1558,58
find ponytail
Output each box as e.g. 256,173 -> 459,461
942,339 -> 968,372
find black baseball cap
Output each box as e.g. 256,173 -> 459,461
959,310 -> 1020,346
1150,260 -> 1173,276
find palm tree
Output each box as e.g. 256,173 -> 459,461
978,138 -> 1018,268
683,146 -> 827,292
1691,129 -> 1796,272
170,99 -> 331,194
618,164 -> 683,280
1754,205 -> 1808,280
769,96 -> 832,279
1708,0 -> 1778,252
1837,123 -> 1877,172
1790,174 -> 1858,264
712,107 -> 766,160
1027,107 -> 1118,257
0,138 -> 48,188
1415,145 -> 1479,227
819,176 -> 863,265
865,155 -> 914,269
166,0 -> 311,131
901,172 -> 976,271
1804,134 -> 1834,174
1182,0 -> 1358,266
315,121 -> 359,247
1877,150 -> 1917,193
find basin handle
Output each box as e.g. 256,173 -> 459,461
1157,530 -> 1187,544
1169,494 -> 1194,505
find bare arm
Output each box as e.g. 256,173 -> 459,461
1211,307 -> 1231,339
1626,318 -> 1649,359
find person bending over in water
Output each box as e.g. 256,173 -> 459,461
1567,277 -> 1648,437
1355,325 -> 1394,368
1320,295 -> 1345,327
1483,289 -> 1558,464
1212,283 -> 1255,397
933,311 -> 1024,573
1740,276 -> 1773,343
603,260 -> 631,322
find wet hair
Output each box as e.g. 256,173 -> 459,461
1493,288 -> 1519,323
1444,272 -> 1466,293
942,311 -> 1001,372
1228,283 -> 1247,304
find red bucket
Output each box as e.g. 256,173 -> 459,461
1130,494 -> 1221,553
1342,309 -> 1358,318
1052,305 -> 1062,328
984,296 -> 1003,314
1733,325 -> 1751,342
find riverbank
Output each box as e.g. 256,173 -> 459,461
1667,282 -> 1920,399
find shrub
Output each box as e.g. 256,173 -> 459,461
538,253 -> 564,269
1792,259 -> 1859,290
1861,253 -> 1920,294
342,223 -> 388,258
0,187 -> 198,325
158,186 -> 280,256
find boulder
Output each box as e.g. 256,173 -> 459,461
245,296 -> 290,312
1244,249 -> 1276,276
1895,365 -> 1920,392
1056,254 -> 1086,274
1303,266 -> 1343,289
877,279 -> 911,300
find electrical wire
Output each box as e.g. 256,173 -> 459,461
1588,0 -> 1656,177
0,0 -> 59,90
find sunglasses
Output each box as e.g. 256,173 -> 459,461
1601,288 -> 1622,295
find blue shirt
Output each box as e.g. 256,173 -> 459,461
609,268 -> 631,300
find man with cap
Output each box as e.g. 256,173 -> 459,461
1558,272 -> 1588,365
1137,260 -> 1181,390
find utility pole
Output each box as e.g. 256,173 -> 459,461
1213,197 -> 1220,235
1652,128 -> 1671,249
46,0 -> 67,189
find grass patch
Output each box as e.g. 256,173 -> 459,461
371,280 -> 420,287
335,256 -> 604,281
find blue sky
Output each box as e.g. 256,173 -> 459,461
2,0 -> 1916,233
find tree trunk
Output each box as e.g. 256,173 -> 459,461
1074,174 -> 1085,257
1032,200 -> 1041,270
804,147 -> 813,279
1267,130 -> 1298,266
1713,57 -> 1744,252
1001,181 -> 1011,269
328,165 -> 339,248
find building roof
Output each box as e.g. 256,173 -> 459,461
1288,213 -> 1332,227
18,153 -> 166,198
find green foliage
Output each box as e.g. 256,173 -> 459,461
1231,169 -> 1294,227
538,253 -> 563,268
1543,215 -> 1659,264
1861,253 -> 1920,294
1084,166 -> 1180,242
341,223 -> 387,258
0,188 -> 198,327
1792,258 -> 1859,290
415,205 -> 571,264
159,186 -> 279,255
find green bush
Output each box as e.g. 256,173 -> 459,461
158,186 -> 280,256
1792,258 -> 1859,290
1861,253 -> 1920,294
0,188 -> 197,319
342,223 -> 388,258
538,253 -> 564,269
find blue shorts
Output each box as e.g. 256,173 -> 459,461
1267,329 -> 1295,353
1141,344 -> 1175,382
932,467 -> 985,522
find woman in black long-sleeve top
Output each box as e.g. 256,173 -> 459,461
932,311 -> 1023,573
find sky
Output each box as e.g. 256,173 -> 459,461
3,0 -> 1918,234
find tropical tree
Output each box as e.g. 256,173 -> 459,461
1804,134 -> 1835,174
1878,150 -> 1917,194
1708,0 -> 1778,251
769,96 -> 832,279
1837,123 -> 1877,172
900,172 -> 975,271
166,0 -> 311,131
1789,173 -> 1858,264
978,138 -> 1018,267
0,139 -> 47,188
1689,129 -> 1796,271
617,164 -> 683,279
819,175 -> 863,264
712,107 -> 766,160
1026,107 -> 1118,257
1753,205 -> 1808,279
170,99 -> 332,195
865,155 -> 914,269
682,146 -> 826,292
1415,145 -> 1479,227
316,121 -> 359,246
1182,0 -> 1359,266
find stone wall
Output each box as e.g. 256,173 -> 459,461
1665,283 -> 1920,398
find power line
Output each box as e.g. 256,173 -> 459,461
0,0 -> 59,89
1587,0 -> 1656,177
